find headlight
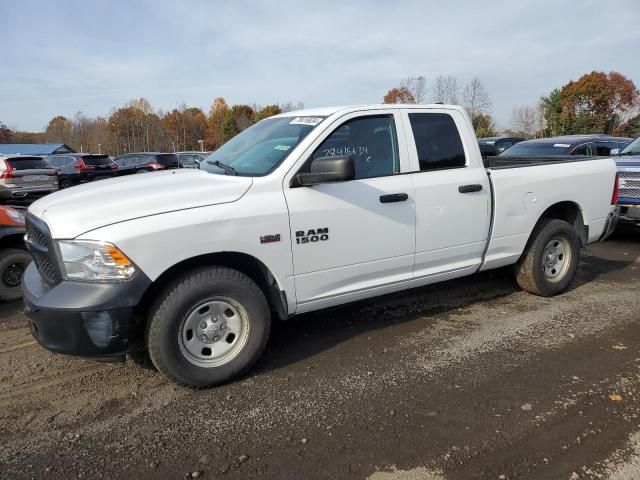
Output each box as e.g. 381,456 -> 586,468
6,208 -> 25,225
58,240 -> 136,282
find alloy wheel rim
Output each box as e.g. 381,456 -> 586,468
178,297 -> 250,367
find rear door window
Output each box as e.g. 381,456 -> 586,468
408,113 -> 466,171
156,154 -> 179,167
571,143 -> 594,156
82,155 -> 113,166
311,115 -> 400,180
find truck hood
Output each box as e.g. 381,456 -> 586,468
29,169 -> 253,238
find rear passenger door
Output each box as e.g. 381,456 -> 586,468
401,109 -> 491,278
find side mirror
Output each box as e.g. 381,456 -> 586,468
293,156 -> 355,187
610,148 -> 620,156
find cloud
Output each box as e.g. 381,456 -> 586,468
1,0 -> 639,130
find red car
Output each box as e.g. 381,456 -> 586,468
0,205 -> 30,301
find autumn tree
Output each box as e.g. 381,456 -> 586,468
541,71 -> 638,135
205,97 -> 229,150
432,75 -> 460,104
383,87 -> 415,104
45,116 -> 73,144
472,114 -> 497,138
254,105 -> 281,122
222,105 -> 255,142
0,122 -> 12,143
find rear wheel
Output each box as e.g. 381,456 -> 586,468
59,177 -> 73,189
0,248 -> 31,302
146,267 -> 271,388
515,219 -> 580,296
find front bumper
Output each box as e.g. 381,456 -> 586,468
618,204 -> 640,227
22,262 -> 151,360
599,207 -> 620,241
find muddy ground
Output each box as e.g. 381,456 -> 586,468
1,230 -> 640,480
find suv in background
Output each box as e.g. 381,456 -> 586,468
500,135 -> 633,157
614,136 -> 640,227
478,136 -> 525,157
177,151 -> 208,168
113,153 -> 181,175
0,155 -> 58,201
46,154 -> 118,189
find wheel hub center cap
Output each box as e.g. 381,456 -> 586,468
196,316 -> 226,343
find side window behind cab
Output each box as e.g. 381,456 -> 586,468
408,113 -> 466,171
311,115 -> 400,180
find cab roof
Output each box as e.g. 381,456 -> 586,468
272,104 -> 467,118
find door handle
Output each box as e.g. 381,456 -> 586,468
379,193 -> 409,203
458,184 -> 483,193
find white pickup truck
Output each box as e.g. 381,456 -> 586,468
23,104 -> 619,388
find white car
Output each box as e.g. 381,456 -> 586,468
23,104 -> 619,388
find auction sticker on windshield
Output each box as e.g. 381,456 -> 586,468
289,117 -> 324,126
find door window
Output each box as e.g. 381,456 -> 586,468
311,115 -> 399,180
408,113 -> 466,171
571,143 -> 594,156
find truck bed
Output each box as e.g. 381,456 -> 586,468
483,155 -> 605,169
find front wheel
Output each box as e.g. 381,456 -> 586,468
515,218 -> 581,296
146,267 -> 271,388
0,248 -> 32,302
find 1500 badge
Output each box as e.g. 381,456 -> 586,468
296,228 -> 329,244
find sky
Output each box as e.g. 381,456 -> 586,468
1,0 -> 639,132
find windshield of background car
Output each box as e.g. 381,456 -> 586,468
82,155 -> 113,166
201,116 -> 326,176
620,137 -> 640,156
500,143 -> 569,156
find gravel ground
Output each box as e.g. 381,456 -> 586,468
1,229 -> 639,480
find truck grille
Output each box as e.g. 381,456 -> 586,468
25,214 -> 61,284
619,171 -> 640,199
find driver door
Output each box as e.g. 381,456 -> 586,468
284,110 -> 416,312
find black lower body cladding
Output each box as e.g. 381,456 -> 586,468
22,262 -> 151,360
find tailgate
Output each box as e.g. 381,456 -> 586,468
5,157 -> 57,186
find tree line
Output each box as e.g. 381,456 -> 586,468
383,71 -> 640,139
0,98 -> 303,154
1,71 -> 639,152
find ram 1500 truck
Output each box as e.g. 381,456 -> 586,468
23,104 -> 619,388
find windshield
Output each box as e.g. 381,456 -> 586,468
620,137 -> 640,156
500,143 -> 569,156
201,116 -> 325,176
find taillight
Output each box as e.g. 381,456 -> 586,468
148,163 -> 164,170
110,163 -> 118,169
0,163 -> 14,179
611,172 -> 619,205
75,159 -> 96,171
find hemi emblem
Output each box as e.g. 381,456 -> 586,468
260,234 -> 281,244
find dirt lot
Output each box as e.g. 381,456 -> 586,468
1,230 -> 640,480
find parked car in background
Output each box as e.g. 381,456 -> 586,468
46,154 -> 118,189
113,153 -> 181,175
614,136 -> 640,227
0,205 -> 30,301
500,135 -> 633,157
177,151 -> 208,168
0,154 -> 58,202
478,136 -> 525,157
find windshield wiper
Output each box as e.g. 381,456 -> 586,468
209,160 -> 237,176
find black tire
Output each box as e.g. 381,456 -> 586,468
59,177 -> 74,189
515,218 -> 581,296
146,267 -> 271,388
0,249 -> 31,302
